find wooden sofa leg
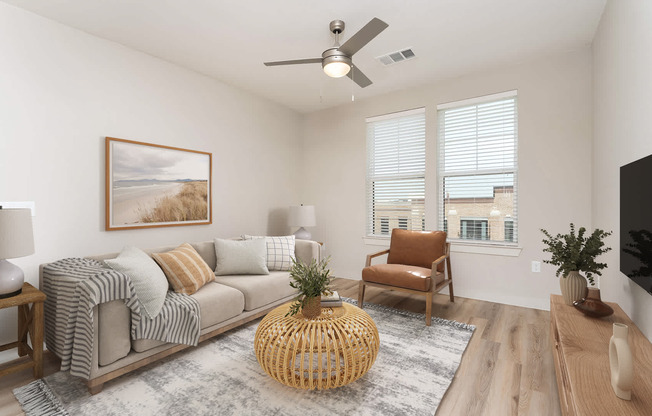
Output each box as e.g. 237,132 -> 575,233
87,381 -> 104,395
358,281 -> 366,308
449,280 -> 455,302
425,292 -> 433,326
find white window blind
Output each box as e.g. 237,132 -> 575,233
366,108 -> 426,237
438,92 -> 518,244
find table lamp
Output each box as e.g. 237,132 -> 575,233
288,205 -> 316,240
0,207 -> 35,298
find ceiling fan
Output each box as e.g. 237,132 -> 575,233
264,18 -> 389,88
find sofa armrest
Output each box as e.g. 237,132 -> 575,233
97,300 -> 131,366
295,240 -> 322,264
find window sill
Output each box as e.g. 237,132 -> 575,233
362,237 -> 391,247
450,242 -> 522,257
363,237 -> 522,257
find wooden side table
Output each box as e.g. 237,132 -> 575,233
0,282 -> 46,379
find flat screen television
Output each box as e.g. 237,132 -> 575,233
620,154 -> 652,294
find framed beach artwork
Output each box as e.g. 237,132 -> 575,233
105,137 -> 212,231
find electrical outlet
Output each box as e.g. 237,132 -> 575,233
531,261 -> 541,273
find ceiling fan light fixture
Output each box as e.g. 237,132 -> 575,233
323,61 -> 351,78
322,54 -> 352,78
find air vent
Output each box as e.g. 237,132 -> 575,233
376,48 -> 416,66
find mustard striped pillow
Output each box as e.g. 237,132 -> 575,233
152,243 -> 214,295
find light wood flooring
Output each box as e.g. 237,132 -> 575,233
0,277 -> 560,416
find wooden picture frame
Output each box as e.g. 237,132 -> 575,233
105,137 -> 212,231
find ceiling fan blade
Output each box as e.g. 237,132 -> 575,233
339,18 -> 389,57
264,58 -> 322,66
347,65 -> 372,88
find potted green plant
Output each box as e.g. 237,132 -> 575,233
541,223 -> 612,305
287,257 -> 333,318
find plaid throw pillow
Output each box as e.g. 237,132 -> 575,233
242,235 -> 296,271
152,243 -> 214,295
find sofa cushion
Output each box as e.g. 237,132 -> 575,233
362,264 -> 445,292
242,235 -> 296,271
191,282 -> 245,329
152,243 -> 215,295
104,246 -> 169,319
133,282 -> 245,353
214,238 -> 269,276
214,271 -> 296,311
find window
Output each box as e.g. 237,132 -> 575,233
504,218 -> 514,242
460,218 -> 489,240
380,217 -> 389,235
367,108 -> 426,237
438,91 -> 518,244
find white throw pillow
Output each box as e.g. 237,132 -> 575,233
242,235 -> 296,271
105,246 -> 169,319
214,238 -> 269,276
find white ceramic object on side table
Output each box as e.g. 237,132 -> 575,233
609,323 -> 633,400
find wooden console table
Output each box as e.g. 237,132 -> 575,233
550,294 -> 652,415
0,283 -> 46,380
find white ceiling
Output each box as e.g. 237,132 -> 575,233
2,0 -> 606,113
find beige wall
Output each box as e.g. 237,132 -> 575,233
593,0 -> 652,339
301,49 -> 594,311
0,3 -> 301,349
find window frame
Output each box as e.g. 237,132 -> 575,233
366,107 -> 426,238
437,90 -> 518,246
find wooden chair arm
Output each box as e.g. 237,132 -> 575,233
365,249 -> 390,267
431,243 -> 451,271
431,253 -> 449,269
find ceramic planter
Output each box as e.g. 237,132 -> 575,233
560,271 -> 588,305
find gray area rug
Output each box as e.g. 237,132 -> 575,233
14,299 -> 475,416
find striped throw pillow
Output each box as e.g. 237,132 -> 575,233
152,243 -> 214,295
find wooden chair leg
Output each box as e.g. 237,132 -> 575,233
358,281 -> 366,308
425,292 -> 433,326
446,256 -> 454,302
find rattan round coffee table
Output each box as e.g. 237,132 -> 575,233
254,302 -> 379,390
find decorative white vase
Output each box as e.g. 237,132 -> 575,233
609,323 -> 633,400
559,271 -> 588,306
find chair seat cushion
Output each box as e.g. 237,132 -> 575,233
362,264 -> 444,292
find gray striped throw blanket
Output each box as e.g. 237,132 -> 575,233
42,258 -> 201,379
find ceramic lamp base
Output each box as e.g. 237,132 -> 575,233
0,259 -> 25,298
293,227 -> 312,240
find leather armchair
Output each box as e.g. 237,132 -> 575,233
358,229 -> 454,326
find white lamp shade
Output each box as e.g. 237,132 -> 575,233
288,205 -> 316,227
0,208 -> 35,259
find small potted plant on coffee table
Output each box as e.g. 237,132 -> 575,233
287,257 -> 333,318
541,223 -> 612,305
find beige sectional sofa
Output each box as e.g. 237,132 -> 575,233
40,239 -> 321,394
